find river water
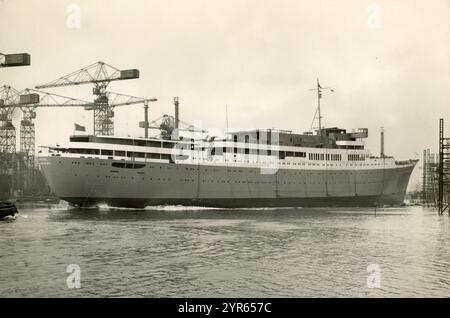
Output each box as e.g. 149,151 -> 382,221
0,204 -> 449,297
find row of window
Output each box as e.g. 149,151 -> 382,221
61,148 -> 369,163
70,136 -> 189,149
327,154 -> 342,161
210,147 -> 307,158
309,153 -> 343,161
284,151 -> 307,158
64,148 -> 173,160
65,160 -> 389,178
62,147 -> 308,160
72,173 -> 387,186
348,154 -> 366,161
210,147 -> 271,155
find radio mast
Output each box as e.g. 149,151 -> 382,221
309,78 -> 334,136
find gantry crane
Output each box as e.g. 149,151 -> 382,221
0,52 -> 30,68
6,89 -> 92,194
1,52 -> 31,157
3,88 -> 155,194
35,61 -> 145,136
0,85 -> 20,196
1,50 -> 31,197
0,85 -> 20,156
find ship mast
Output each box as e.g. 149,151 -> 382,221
317,78 -> 323,136
309,78 -> 334,136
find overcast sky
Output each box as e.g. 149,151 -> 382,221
1,0 -> 449,188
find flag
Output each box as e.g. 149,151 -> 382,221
74,123 -> 86,132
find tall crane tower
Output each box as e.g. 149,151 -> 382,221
0,86 -> 20,196
35,61 -> 142,136
13,89 -> 92,194
0,86 -> 20,156
5,89 -> 155,194
1,50 -> 30,198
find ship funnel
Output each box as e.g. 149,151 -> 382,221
174,97 -> 179,129
380,127 -> 385,157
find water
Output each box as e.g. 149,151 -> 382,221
0,204 -> 449,297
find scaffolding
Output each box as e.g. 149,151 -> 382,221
438,118 -> 450,215
422,149 -> 438,207
1,51 -> 30,198
19,106 -> 37,194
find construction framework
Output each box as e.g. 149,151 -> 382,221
35,61 -> 147,136
422,148 -> 438,207
3,89 -> 155,195
438,118 -> 450,215
0,86 -> 20,196
2,57 -> 157,197
0,51 -> 30,197
7,89 -> 93,195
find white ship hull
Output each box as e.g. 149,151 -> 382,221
38,156 -> 416,208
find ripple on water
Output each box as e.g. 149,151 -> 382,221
0,205 -> 449,297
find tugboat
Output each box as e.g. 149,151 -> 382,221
0,202 -> 18,220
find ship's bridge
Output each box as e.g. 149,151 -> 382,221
224,127 -> 368,150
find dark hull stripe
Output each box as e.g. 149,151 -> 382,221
63,194 -> 405,209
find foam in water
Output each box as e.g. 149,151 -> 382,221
144,205 -> 303,211
70,203 -> 305,212
145,205 -> 222,211
1,215 -> 18,221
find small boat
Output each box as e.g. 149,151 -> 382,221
0,202 -> 19,220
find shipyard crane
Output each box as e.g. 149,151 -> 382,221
142,114 -> 207,140
438,118 -> 450,215
0,86 -> 20,156
1,51 -> 31,197
12,89 -> 92,195
35,61 -> 146,136
139,97 -> 206,140
0,86 -> 21,195
3,88 -> 155,194
9,89 -> 156,168
0,52 -> 30,68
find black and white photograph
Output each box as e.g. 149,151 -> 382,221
0,0 -> 449,304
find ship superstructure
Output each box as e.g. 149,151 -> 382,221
37,126 -> 417,208
37,79 -> 417,208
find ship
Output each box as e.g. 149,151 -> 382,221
37,82 -> 417,208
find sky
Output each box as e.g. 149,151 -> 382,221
1,0 -> 449,189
